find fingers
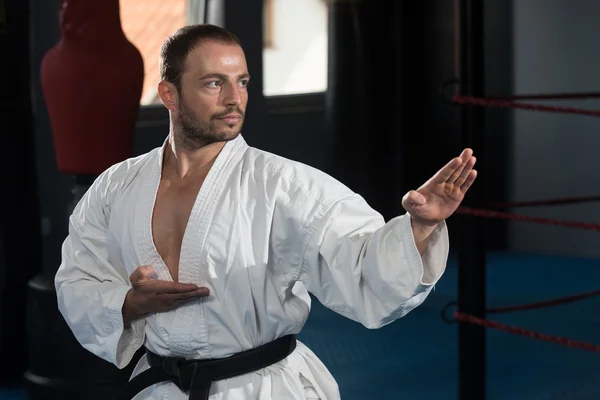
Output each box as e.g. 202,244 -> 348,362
148,280 -> 202,294
459,148 -> 474,162
175,287 -> 210,302
128,264 -> 211,314
403,190 -> 426,206
442,148 -> 475,185
130,273 -> 204,298
434,157 -> 463,182
157,287 -> 211,311
454,155 -> 477,187
130,266 -> 201,294
447,159 -> 467,184
461,169 -> 477,191
129,265 -> 154,284
194,286 -> 210,297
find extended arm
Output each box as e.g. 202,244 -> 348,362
300,195 -> 448,329
299,149 -> 476,328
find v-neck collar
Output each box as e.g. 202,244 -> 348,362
134,134 -> 248,283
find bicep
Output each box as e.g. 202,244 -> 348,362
55,176 -> 129,292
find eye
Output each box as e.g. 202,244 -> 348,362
239,79 -> 249,87
206,81 -> 222,88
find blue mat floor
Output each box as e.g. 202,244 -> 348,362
2,251 -> 599,399
299,251 -> 600,400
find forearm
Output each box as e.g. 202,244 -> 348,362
306,211 -> 449,329
122,288 -> 145,328
410,217 -> 439,255
56,279 -> 145,367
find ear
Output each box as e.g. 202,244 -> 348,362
157,80 -> 179,112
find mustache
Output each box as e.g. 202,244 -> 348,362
212,108 -> 245,119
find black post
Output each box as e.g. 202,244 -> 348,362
458,0 -> 486,399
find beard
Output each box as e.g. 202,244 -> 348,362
175,97 -> 245,151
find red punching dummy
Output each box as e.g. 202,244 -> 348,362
41,0 -> 144,175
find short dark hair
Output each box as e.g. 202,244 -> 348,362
159,24 -> 242,90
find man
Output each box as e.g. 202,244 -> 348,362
55,24 -> 477,400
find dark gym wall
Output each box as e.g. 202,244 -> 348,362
18,0 -> 515,392
509,0 -> 600,259
31,0 -> 73,278
398,0 -> 512,251
28,0 -> 520,292
1,0 -> 43,382
30,0 -> 515,277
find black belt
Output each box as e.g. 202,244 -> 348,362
111,334 -> 297,400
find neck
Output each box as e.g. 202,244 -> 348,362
164,131 -> 226,180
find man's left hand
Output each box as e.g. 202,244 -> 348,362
402,148 -> 477,227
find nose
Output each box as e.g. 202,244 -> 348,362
222,82 -> 242,107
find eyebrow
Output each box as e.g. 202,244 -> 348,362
199,73 -> 251,81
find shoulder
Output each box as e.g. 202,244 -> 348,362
97,149 -> 158,190
72,147 -> 160,219
240,146 -> 355,207
91,148 -> 158,197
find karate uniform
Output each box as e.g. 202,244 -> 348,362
55,134 -> 449,399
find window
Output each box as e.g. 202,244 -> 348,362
120,0 -> 189,106
262,0 -> 328,96
120,0 -> 328,105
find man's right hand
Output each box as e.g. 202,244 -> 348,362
122,265 -> 210,326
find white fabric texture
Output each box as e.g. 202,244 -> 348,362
55,135 -> 449,399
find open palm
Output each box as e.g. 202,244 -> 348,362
402,148 -> 477,226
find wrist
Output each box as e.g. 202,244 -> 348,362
410,216 -> 438,255
122,289 -> 142,327
410,215 -> 438,234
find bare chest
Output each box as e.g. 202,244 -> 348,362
151,179 -> 203,282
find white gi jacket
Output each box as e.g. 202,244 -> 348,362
55,135 -> 449,399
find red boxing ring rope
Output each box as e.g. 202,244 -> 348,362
442,79 -> 600,117
456,206 -> 600,232
444,85 -> 600,354
491,194 -> 600,209
452,95 -> 600,117
453,312 -> 600,353
484,91 -> 600,101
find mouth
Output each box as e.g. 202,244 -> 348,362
218,114 -> 242,125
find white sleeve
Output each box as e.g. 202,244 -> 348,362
54,174 -> 145,369
300,194 -> 449,329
